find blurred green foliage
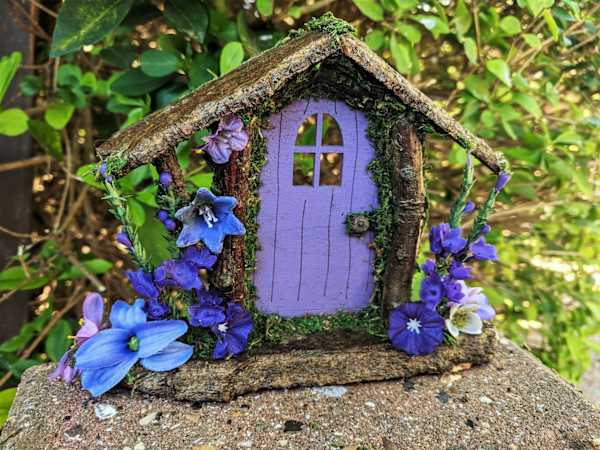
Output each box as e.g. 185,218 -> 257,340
0,0 -> 598,418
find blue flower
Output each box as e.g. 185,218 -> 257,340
495,172 -> 511,192
144,299 -> 170,320
74,299 -> 192,397
470,237 -> 497,261
449,261 -> 472,280
421,259 -> 436,276
429,223 -> 467,256
127,269 -> 160,299
463,201 -> 475,214
419,273 -> 444,308
182,246 -> 217,270
388,302 -> 445,356
443,277 -> 465,301
159,172 -> 173,187
116,231 -> 133,250
200,115 -> 249,164
99,162 -> 113,183
49,350 -> 79,384
211,303 -> 253,360
454,281 -> 496,321
175,188 -> 245,254
188,290 -> 225,328
157,209 -> 169,222
154,259 -> 202,291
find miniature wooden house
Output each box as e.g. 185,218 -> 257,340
97,20 -> 504,400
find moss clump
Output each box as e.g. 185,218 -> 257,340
283,12 -> 357,48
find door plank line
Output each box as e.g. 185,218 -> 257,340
269,112 -> 284,304
345,110 -> 360,299
323,188 -> 335,296
297,199 -> 308,302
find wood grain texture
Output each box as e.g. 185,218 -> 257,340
382,120 -> 426,310
97,32 -> 505,175
126,326 -> 496,402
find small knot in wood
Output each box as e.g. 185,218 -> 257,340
395,249 -> 407,261
400,167 -> 415,181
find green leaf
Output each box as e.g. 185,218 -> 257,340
464,74 -> 490,102
365,29 -> 386,51
188,171 -> 213,188
58,258 -> 113,280
352,0 -> 384,21
0,109 -> 28,136
463,37 -> 478,64
546,156 -> 571,180
76,163 -> 105,189
512,93 -> 542,118
111,69 -> 172,96
140,50 -> 181,77
522,0 -> 554,17
390,34 -> 412,74
500,16 -> 522,35
543,9 -> 559,41
0,52 -> 22,104
57,64 -> 82,87
0,388 -> 17,427
220,42 -> 244,75
139,217 -> 173,265
163,0 -> 208,43
453,0 -> 472,36
256,0 -> 274,16
553,129 -> 582,145
44,102 -> 75,130
19,74 -> 43,97
398,23 -> 422,45
45,319 -> 73,363
523,33 -> 542,49
50,0 -> 135,57
29,119 -> 63,160
189,52 -> 218,88
0,266 -> 49,291
127,198 -> 146,227
413,15 -> 449,38
486,58 -> 512,87
100,44 -> 136,69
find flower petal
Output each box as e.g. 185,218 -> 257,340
221,215 -> 246,236
176,219 -> 204,248
201,226 -> 226,254
135,320 -> 188,359
478,304 -> 496,321
140,341 -> 193,371
74,320 -> 100,345
109,299 -> 147,331
83,292 -> 104,326
48,350 -> 71,381
460,313 -> 483,335
74,329 -> 132,370
80,352 -> 138,397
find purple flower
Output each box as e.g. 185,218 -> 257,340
189,290 -> 226,328
429,223 -> 467,256
449,261 -> 472,280
48,350 -> 80,383
127,269 -> 160,300
175,188 -> 245,254
495,172 -> 511,192
481,224 -> 492,235
159,172 -> 173,187
201,115 -> 249,164
157,209 -> 169,222
443,277 -> 465,301
74,292 -> 105,345
419,273 -> 444,308
144,299 -> 170,320
116,231 -> 133,250
463,201 -> 475,214
154,259 -> 202,291
453,281 -> 495,321
74,299 -> 192,397
470,237 -> 497,261
211,303 -> 253,360
181,246 -> 217,270
99,162 -> 113,183
164,219 -> 177,232
388,302 -> 445,356
422,259 -> 436,276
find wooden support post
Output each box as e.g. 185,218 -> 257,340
382,120 -> 426,311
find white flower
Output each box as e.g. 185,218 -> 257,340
446,303 -> 483,338
456,281 -> 496,321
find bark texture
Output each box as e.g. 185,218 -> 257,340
97,32 -> 505,175
382,121 -> 426,310
126,326 -> 496,402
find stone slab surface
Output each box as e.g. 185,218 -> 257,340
2,338 -> 599,450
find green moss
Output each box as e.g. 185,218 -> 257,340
101,151 -> 127,175
283,12 -> 356,48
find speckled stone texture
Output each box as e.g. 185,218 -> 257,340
2,338 -> 599,450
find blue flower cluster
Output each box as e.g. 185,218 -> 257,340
388,171 -> 510,356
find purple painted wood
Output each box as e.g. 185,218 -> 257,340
255,98 -> 379,317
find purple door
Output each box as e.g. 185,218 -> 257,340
254,98 -> 378,317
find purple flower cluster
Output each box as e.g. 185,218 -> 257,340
188,290 -> 253,359
200,115 -> 249,164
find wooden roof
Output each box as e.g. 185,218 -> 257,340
97,32 -> 505,174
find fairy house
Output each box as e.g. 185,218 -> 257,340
96,17 -> 504,399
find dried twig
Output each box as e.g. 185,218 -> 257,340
0,155 -> 51,173
64,253 -> 106,292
